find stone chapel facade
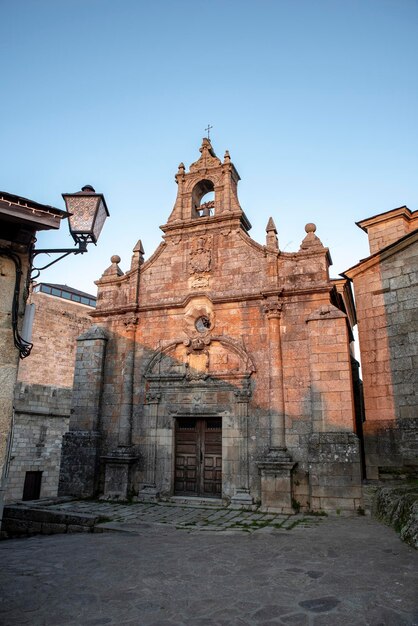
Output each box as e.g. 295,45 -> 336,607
59,139 -> 363,513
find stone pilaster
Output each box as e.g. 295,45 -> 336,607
230,386 -> 253,507
258,298 -> 296,513
137,390 -> 161,501
102,317 -> 139,500
117,318 -> 137,447
263,297 -> 286,450
58,325 -> 107,498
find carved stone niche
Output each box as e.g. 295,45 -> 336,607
144,336 -> 256,384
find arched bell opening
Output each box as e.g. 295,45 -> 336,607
191,179 -> 215,218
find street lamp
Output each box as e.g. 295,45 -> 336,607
31,185 -> 109,278
63,184 -> 109,247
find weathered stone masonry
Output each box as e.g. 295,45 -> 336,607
344,206 -> 418,480
59,139 -> 363,513
17,285 -> 96,389
5,383 -> 71,502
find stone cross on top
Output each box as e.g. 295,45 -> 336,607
205,124 -> 213,140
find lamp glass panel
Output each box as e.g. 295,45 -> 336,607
92,200 -> 108,241
67,196 -> 99,233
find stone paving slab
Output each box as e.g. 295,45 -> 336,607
0,516 -> 417,625
37,499 -> 312,533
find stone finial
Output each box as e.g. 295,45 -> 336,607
131,240 -> 145,270
133,240 -> 144,255
200,137 -> 213,154
177,162 -> 185,174
266,217 -> 279,250
102,255 -> 124,277
223,150 -> 231,164
300,222 -> 324,250
266,217 -> 277,233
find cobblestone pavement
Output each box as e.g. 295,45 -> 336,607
42,499 -> 318,532
1,502 -> 417,626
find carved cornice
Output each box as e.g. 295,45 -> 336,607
160,211 -> 249,235
90,285 -> 333,318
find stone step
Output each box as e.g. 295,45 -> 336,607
166,496 -> 225,508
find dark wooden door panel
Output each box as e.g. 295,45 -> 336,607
175,419 -> 198,494
175,418 -> 222,497
202,419 -> 222,496
22,471 -> 42,501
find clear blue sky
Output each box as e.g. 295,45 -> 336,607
1,0 -> 417,294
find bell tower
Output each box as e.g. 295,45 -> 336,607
165,138 -> 251,231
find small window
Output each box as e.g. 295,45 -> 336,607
22,471 -> 42,501
72,294 -> 81,302
80,297 -> 89,305
61,291 -> 71,300
42,285 -> 52,294
195,316 -> 211,332
89,299 -> 96,307
51,288 -> 61,297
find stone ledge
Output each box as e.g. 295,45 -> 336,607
1,503 -> 105,538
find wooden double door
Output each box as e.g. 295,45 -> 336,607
175,417 -> 222,497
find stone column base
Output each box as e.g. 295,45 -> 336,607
136,484 -> 160,502
58,431 -> 101,498
230,488 -> 254,509
258,448 -> 296,514
101,448 -> 139,500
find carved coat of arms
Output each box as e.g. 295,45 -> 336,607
189,236 -> 212,274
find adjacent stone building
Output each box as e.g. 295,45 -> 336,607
344,206 -> 418,480
5,383 -> 72,502
3,283 -> 96,503
0,192 -> 66,512
18,283 -> 96,388
59,139 -> 363,513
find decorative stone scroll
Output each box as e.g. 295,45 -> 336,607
184,337 -> 211,352
263,298 -> 283,319
122,315 -> 139,333
234,386 -> 252,403
146,391 -> 161,404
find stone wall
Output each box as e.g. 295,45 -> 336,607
371,484 -> 418,549
17,289 -> 94,388
358,206 -> 418,255
4,383 -> 70,503
0,251 -> 29,481
351,240 -> 418,479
